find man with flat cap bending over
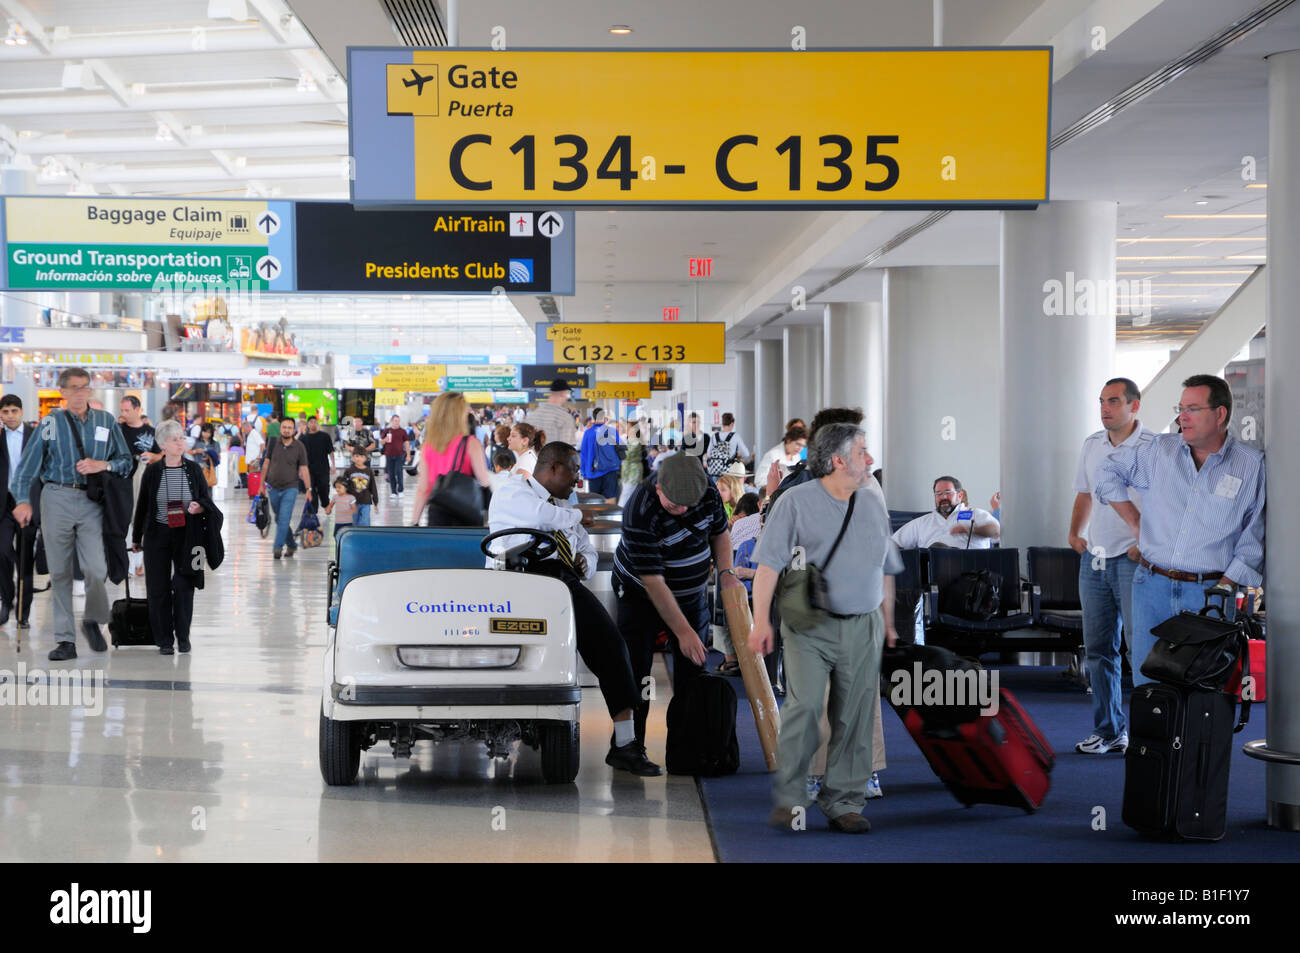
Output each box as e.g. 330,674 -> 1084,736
613,453 -> 744,747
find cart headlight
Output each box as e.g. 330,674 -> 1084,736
397,647 -> 521,669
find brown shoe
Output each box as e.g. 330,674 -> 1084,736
768,805 -> 802,830
828,812 -> 872,834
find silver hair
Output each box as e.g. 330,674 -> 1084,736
807,423 -> 864,478
155,419 -> 185,445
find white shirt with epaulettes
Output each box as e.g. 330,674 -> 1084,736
485,473 -> 598,581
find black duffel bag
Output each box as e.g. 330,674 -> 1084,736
939,569 -> 1002,621
1143,587 -> 1249,692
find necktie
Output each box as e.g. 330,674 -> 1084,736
547,496 -> 578,571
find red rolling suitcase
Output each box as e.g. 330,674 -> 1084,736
899,687 -> 1055,812
247,471 -> 262,498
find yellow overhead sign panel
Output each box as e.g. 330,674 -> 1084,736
372,364 -> 446,389
584,382 -> 651,401
358,48 -> 1051,208
545,323 -> 725,364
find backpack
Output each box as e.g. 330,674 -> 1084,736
704,431 -> 738,477
939,569 -> 1002,621
665,675 -> 740,776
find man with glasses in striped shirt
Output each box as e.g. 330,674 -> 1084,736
1094,374 -> 1265,685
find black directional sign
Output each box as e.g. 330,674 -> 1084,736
520,364 -> 591,389
294,203 -> 574,294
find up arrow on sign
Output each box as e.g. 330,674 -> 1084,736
257,255 -> 281,279
538,211 -> 564,237
255,210 -> 281,236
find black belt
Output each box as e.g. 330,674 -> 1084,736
49,482 -> 86,491
828,610 -> 860,620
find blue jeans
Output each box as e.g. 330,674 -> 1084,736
1130,564 -> 1231,686
354,504 -> 371,526
1079,554 -> 1137,740
385,456 -> 404,493
267,486 -> 297,551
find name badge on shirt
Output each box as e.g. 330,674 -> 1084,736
1214,474 -> 1242,499
94,426 -> 110,443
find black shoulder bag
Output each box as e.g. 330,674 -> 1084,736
429,436 -> 485,525
64,410 -> 106,503
775,493 -> 855,629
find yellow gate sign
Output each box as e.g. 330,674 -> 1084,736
583,382 -> 651,401
372,364 -> 446,389
351,48 -> 1051,208
544,323 -> 724,364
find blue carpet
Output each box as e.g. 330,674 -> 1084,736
700,663 -> 1297,862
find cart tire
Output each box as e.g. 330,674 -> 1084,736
319,705 -> 361,785
539,720 -> 580,784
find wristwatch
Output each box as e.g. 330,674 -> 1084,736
720,568 -> 739,579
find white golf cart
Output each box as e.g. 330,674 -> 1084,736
319,526 -> 581,785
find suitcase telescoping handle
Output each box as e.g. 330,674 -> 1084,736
1200,585 -> 1235,619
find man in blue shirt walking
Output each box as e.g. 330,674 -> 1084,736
579,407 -> 621,503
1095,374 -> 1265,685
12,367 -> 132,660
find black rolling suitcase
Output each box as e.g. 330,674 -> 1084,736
1123,683 -> 1240,841
109,578 -> 153,648
665,675 -> 740,777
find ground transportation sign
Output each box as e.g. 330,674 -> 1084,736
349,47 -> 1051,208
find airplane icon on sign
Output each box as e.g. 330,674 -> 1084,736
402,69 -> 434,95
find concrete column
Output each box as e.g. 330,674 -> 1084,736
782,325 -> 821,427
753,338 -> 784,460
1256,49 -> 1300,830
882,267 -> 1000,513
824,301 -> 884,465
1000,201 -> 1117,549
736,349 -> 755,455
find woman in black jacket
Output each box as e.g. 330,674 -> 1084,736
132,419 -> 217,655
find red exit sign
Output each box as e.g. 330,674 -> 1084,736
689,257 -> 713,277
662,307 -> 679,321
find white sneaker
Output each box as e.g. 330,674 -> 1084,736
866,772 -> 884,799
805,774 -> 824,800
73,580 -> 86,597
1075,731 -> 1128,754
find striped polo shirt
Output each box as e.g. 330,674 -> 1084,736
613,472 -> 728,605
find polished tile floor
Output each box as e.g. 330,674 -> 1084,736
0,487 -> 715,862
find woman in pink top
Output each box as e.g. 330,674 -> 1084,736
410,392 -> 493,526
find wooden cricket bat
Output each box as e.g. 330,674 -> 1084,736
721,583 -> 780,771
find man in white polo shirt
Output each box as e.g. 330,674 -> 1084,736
1070,377 -> 1155,755
891,476 -> 999,550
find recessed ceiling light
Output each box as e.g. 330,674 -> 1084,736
609,25 -> 633,35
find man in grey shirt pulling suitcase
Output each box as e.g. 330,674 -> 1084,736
750,423 -> 901,834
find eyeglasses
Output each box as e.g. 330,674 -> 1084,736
1174,405 -> 1213,416
62,384 -> 90,393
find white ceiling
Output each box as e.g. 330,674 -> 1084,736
0,0 -> 1294,354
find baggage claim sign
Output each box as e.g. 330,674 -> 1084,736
349,48 -> 1051,208
0,196 -> 294,291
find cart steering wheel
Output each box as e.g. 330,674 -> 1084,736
481,527 -> 558,570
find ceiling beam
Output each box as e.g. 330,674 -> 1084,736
0,86 -> 341,116
0,25 -> 314,61
19,128 -> 347,155
84,58 -> 133,107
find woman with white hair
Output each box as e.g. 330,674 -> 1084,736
131,419 -> 218,655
